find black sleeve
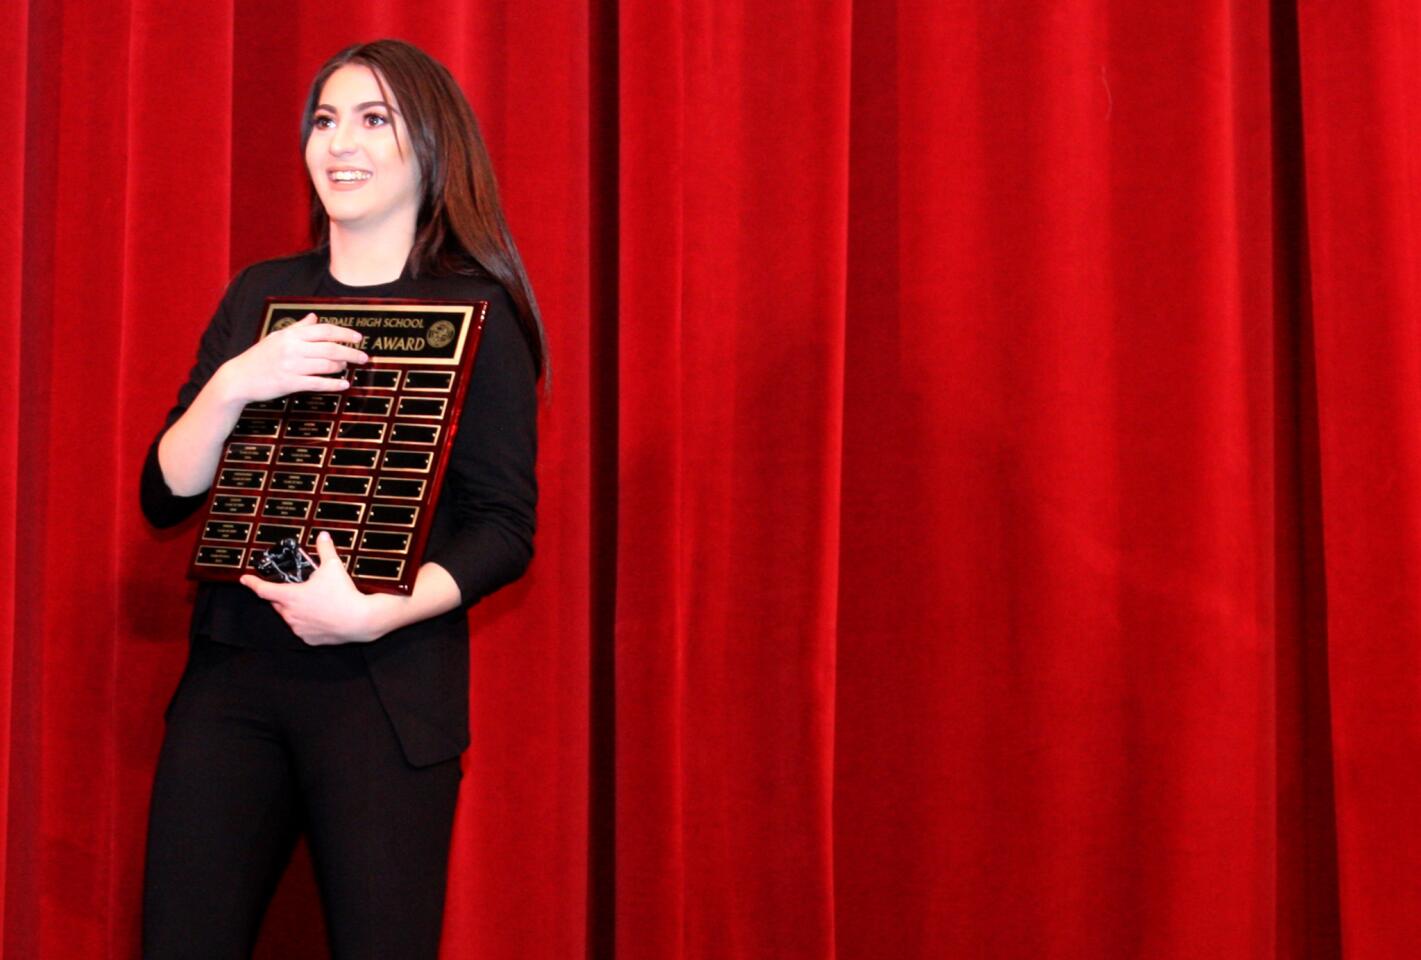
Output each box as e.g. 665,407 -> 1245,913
139,269 -> 247,529
423,290 -> 539,606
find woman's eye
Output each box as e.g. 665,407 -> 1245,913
364,113 -> 389,127
312,115 -> 335,129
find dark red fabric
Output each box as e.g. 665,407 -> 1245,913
5,1 -> 1418,957
1297,2 -> 1421,955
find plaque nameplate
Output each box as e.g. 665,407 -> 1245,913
270,471 -> 318,493
285,420 -> 334,441
353,556 -> 405,581
277,445 -> 327,467
331,448 -> 378,469
351,368 -> 401,390
212,495 -> 259,516
188,296 -> 489,595
306,527 -> 357,550
218,469 -> 266,490
233,417 -> 281,438
403,371 -> 454,392
226,443 -> 273,464
374,477 -> 426,499
336,421 -> 387,443
381,450 -> 432,473
254,523 -> 304,544
390,423 -> 440,445
196,545 -> 246,568
322,475 -> 372,497
368,504 -> 419,527
291,394 -> 340,414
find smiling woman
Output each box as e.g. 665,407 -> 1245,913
138,39 -> 545,960
304,66 -> 422,248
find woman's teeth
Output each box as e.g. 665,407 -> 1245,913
330,170 -> 371,182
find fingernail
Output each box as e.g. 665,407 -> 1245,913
319,531 -> 331,541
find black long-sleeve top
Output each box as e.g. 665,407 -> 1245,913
141,250 -> 538,652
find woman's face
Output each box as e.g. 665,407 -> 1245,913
305,64 -> 421,236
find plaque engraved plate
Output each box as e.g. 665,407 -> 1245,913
232,417 -> 281,438
189,296 -> 489,595
196,545 -> 246,568
285,420 -> 334,441
218,469 -> 266,490
212,495 -> 259,516
262,498 -> 312,520
291,394 -> 340,414
277,445 -> 327,467
270,471 -> 318,494
204,520 -> 252,542
226,443 -> 273,464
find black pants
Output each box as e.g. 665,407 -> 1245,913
143,640 -> 463,960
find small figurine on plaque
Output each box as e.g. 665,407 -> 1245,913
253,538 -> 317,584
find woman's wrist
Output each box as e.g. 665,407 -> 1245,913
359,592 -> 407,642
356,564 -> 462,642
209,359 -> 253,410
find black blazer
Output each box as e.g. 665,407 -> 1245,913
140,251 -> 538,767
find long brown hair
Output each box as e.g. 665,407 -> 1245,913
302,40 -> 548,385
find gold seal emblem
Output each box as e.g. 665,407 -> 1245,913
271,315 -> 299,332
427,320 -> 456,349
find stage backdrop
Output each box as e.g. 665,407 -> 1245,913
3,0 -> 1419,957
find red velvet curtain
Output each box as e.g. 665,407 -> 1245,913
5,1 -> 1419,957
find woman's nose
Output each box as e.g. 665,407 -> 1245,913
329,119 -> 357,155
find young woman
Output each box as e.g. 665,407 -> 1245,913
138,39 -> 544,959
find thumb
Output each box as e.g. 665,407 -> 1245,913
313,530 -> 340,566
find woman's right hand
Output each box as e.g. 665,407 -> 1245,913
218,314 -> 370,404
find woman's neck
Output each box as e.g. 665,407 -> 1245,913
327,220 -> 416,286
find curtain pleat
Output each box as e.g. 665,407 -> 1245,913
1297,2 -> 1421,955
615,0 -> 850,955
4,1 -> 1419,957
0,0 -> 29,946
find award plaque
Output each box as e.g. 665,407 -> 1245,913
187,297 -> 489,595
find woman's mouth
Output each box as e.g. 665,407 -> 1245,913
328,169 -> 372,184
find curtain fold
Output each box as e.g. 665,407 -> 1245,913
615,0 -> 850,955
1297,1 -> 1421,955
835,1 -> 1305,955
0,0 -> 28,945
4,1 -> 1419,957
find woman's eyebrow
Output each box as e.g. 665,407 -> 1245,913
313,101 -> 398,113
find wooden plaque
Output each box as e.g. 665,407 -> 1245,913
187,296 -> 488,595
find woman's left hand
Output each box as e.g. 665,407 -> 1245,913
239,532 -> 383,645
